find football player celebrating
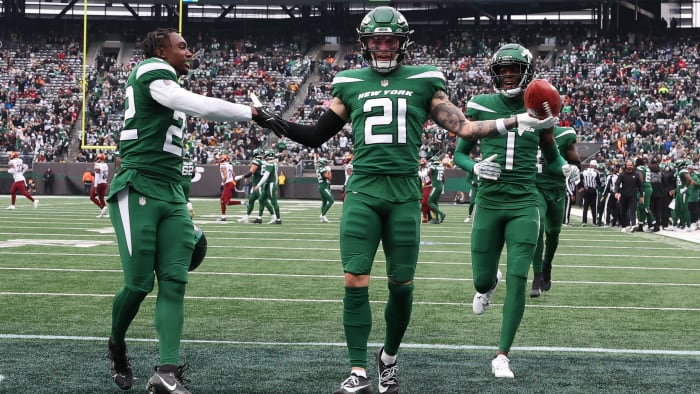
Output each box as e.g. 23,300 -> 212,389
253,8 -> 555,393
218,153 -> 244,222
6,151 -> 38,210
316,157 -> 334,222
105,28 -> 257,394
91,153 -> 110,218
453,43 -> 571,379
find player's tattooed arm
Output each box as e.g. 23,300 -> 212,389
430,91 -> 517,140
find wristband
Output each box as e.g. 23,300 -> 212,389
496,118 -> 507,135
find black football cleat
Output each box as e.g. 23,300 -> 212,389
108,338 -> 134,390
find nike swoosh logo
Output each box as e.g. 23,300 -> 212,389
157,374 -> 178,392
345,383 -> 371,393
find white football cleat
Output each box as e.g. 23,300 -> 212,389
473,269 -> 502,315
268,214 -> 278,224
33,199 -> 39,209
237,215 -> 249,223
6,205 -> 16,210
491,354 -> 514,378
464,216 -> 471,223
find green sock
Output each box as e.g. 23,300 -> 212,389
384,282 -> 413,355
343,287 -> 371,369
154,279 -> 186,365
111,287 -> 147,344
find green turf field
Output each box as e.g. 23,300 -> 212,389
1,196 -> 699,393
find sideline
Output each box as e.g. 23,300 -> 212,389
570,207 -> 700,244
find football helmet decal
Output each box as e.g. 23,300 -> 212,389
489,43 -> 534,98
189,225 -> 207,271
358,6 -> 412,74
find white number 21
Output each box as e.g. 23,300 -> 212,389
363,97 -> 407,144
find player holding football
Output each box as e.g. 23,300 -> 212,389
253,9 -> 555,393
91,153 -> 110,218
6,151 -> 38,210
106,28 -> 257,394
453,43 -> 572,379
316,157 -> 334,222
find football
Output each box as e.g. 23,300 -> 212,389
524,79 -> 562,119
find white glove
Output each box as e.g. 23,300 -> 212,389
473,154 -> 500,181
562,164 -> 580,185
234,175 -> 243,182
680,187 -> 688,195
515,113 -> 558,135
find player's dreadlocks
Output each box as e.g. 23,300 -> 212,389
143,28 -> 177,58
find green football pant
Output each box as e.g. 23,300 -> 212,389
532,186 -> 565,273
319,185 -> 334,215
339,191 -> 420,368
471,204 -> 539,352
259,183 -> 280,218
109,187 -> 194,365
637,185 -> 654,225
428,185 -> 444,218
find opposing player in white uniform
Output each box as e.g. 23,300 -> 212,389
6,152 -> 38,210
218,154 -> 244,221
91,153 -> 110,218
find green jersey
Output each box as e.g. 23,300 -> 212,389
535,126 -> 577,190
688,173 -> 699,203
462,93 -> 543,208
251,158 -> 264,184
316,165 -> 331,188
331,65 -> 445,201
181,158 -> 196,199
430,163 -> 445,192
109,58 -> 186,203
261,161 -> 278,186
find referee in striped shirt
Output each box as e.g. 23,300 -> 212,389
580,160 -> 602,226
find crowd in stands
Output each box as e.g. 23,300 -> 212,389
2,23 -> 700,172
0,28 -> 83,165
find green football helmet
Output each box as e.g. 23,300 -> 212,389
318,158 -> 329,167
489,43 -> 534,98
189,225 -> 207,271
675,159 -> 688,170
357,6 -> 412,74
264,149 -> 277,159
253,148 -> 264,159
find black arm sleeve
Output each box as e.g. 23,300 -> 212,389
284,110 -> 347,148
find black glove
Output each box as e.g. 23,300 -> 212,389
254,107 -> 290,138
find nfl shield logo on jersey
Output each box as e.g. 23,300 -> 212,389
381,79 -> 389,87
139,196 -> 147,206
